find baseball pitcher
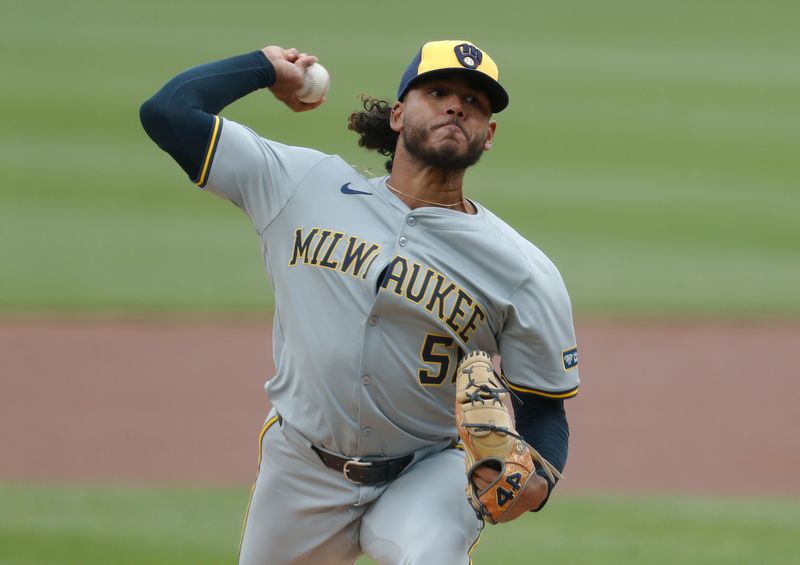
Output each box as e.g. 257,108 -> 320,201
140,39 -> 580,565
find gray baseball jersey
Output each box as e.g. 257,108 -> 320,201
204,117 -> 580,458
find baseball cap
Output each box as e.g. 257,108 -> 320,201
397,40 -> 509,113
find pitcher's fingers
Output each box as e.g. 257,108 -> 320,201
471,465 -> 500,490
295,54 -> 319,70
292,97 -> 325,112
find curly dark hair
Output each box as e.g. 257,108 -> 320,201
347,95 -> 398,172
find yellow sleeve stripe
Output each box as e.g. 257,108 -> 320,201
503,378 -> 580,399
195,115 -> 221,188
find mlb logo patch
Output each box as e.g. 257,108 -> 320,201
562,347 -> 579,371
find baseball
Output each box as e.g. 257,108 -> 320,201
296,63 -> 330,104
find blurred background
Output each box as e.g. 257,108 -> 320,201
3,0 -> 799,317
1,0 -> 798,563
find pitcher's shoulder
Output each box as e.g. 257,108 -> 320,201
478,206 -> 563,279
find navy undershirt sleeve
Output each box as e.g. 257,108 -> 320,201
139,50 -> 276,181
511,392 -> 570,511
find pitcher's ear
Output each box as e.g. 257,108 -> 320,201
483,120 -> 497,151
390,102 -> 404,133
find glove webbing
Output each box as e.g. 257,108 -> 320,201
463,373 -> 505,404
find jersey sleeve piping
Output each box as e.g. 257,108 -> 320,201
194,115 -> 222,188
502,374 -> 580,399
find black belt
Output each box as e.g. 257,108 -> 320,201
311,445 -> 414,485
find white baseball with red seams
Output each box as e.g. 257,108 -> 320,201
296,62 -> 329,103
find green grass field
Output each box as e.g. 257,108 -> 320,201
1,484 -> 798,565
1,0 -> 798,317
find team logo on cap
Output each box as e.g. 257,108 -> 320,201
454,43 -> 483,69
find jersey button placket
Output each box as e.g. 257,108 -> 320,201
398,236 -> 408,247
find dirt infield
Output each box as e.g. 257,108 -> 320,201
1,318 -> 798,495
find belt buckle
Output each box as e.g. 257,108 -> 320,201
343,458 -> 372,484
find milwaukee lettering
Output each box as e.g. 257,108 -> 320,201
288,228 -> 487,342
289,227 -> 381,279
379,256 -> 486,342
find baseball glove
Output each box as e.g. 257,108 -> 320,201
455,351 -> 562,524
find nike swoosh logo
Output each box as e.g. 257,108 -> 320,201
340,182 -> 372,195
